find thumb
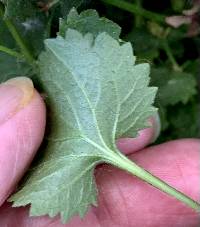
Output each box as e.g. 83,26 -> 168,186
0,77 -> 46,206
117,113 -> 161,154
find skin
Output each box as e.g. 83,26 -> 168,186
0,79 -> 199,227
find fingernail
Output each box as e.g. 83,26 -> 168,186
150,112 -> 161,143
0,77 -> 34,125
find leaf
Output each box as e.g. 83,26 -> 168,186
10,29 -> 156,223
0,14 -> 15,47
59,8 -> 121,39
150,66 -> 198,142
3,0 -> 88,20
124,28 -> 159,61
171,0 -> 185,12
59,0 -> 90,16
0,17 -> 31,82
150,67 -> 197,106
2,1 -> 92,57
0,53 -> 31,82
17,15 -> 48,56
3,0 -> 39,21
157,98 -> 200,143
1,0 -> 49,56
169,99 -> 200,138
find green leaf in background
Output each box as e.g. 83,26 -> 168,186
60,0 -> 89,16
183,59 -> 200,76
1,0 -> 89,19
0,16 -> 31,82
0,0 -> 49,57
0,13 -> 14,46
169,99 -> 200,138
171,0 -> 185,12
150,66 -> 198,138
3,0 -> 39,21
10,29 -> 156,222
150,67 -> 197,106
0,53 -> 31,82
124,28 -> 159,61
17,15 -> 48,56
59,8 -> 121,39
0,1 -> 92,57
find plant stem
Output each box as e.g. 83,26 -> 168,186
162,40 -> 182,71
0,4 -> 35,64
101,0 -> 166,24
109,152 -> 200,211
135,0 -> 143,27
46,6 -> 56,38
48,0 -> 60,8
0,45 -> 23,59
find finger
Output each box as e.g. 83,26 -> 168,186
117,113 -> 161,155
0,77 -> 46,206
0,139 -> 199,227
94,139 -> 200,227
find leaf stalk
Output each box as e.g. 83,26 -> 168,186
100,0 -> 166,24
0,45 -> 23,58
162,40 -> 182,72
109,152 -> 200,211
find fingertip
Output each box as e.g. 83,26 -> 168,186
117,113 -> 161,155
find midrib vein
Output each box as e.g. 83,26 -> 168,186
48,43 -> 110,151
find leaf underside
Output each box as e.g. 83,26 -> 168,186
9,29 -> 157,223
59,8 -> 121,39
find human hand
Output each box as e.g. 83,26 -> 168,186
0,77 -> 199,227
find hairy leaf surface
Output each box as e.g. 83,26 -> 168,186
60,0 -> 89,16
59,8 -> 121,39
10,29 -> 156,222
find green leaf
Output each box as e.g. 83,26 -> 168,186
0,17 -> 31,82
169,99 -> 200,138
10,29 -> 156,222
150,67 -> 197,106
0,53 -> 31,82
124,28 -> 159,61
17,16 -> 48,56
0,13 -> 15,47
59,8 -> 121,39
3,0 -> 39,21
171,0 -> 185,12
59,0 -> 89,16
3,0 -> 87,20
0,0 -> 49,56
